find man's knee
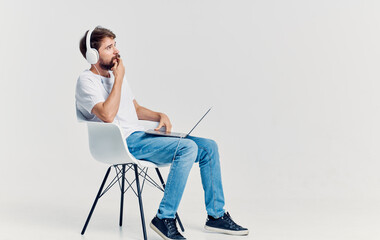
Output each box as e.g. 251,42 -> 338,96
203,138 -> 218,153
179,139 -> 198,159
209,139 -> 218,149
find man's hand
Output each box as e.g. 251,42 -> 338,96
112,56 -> 125,82
155,113 -> 172,133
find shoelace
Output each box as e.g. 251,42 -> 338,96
222,212 -> 241,228
164,219 -> 179,234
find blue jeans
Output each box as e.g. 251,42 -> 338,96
126,131 -> 225,219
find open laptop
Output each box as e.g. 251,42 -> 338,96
145,107 -> 212,138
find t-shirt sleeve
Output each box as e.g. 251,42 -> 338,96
75,78 -> 105,115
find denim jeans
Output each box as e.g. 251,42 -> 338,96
126,131 -> 225,219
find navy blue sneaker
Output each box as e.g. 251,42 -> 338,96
150,215 -> 186,240
204,212 -> 249,236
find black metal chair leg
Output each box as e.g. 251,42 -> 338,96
119,164 -> 126,226
135,164 -> 147,240
81,166 -> 112,235
155,168 -> 185,232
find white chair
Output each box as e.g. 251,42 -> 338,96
76,109 -> 184,240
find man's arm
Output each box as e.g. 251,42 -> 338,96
91,59 -> 125,123
133,100 -> 172,132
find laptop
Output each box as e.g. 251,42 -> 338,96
145,107 -> 212,138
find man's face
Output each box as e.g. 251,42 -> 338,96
98,37 -> 119,70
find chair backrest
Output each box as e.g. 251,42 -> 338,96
86,122 -> 139,165
76,107 -> 161,165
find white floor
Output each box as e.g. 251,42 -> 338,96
1,169 -> 379,240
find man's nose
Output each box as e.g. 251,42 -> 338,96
114,48 -> 119,54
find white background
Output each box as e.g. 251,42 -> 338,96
1,0 -> 380,239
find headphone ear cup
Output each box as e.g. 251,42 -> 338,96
86,48 -> 99,65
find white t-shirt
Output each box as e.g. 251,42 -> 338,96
75,69 -> 145,139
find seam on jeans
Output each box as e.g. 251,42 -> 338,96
128,143 -> 184,159
128,147 -> 184,159
159,145 -> 195,218
127,133 -> 167,154
159,149 -> 179,216
198,145 -> 217,216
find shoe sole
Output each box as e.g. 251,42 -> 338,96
150,222 -> 176,240
204,225 -> 249,236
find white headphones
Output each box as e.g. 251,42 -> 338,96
86,27 -> 99,64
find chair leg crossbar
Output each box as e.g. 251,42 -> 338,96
81,164 -> 185,239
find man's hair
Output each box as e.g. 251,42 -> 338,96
79,26 -> 116,59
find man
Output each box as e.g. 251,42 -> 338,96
76,26 -> 249,240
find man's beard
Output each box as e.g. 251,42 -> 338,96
99,57 -> 116,70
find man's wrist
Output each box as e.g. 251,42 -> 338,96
114,75 -> 123,84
